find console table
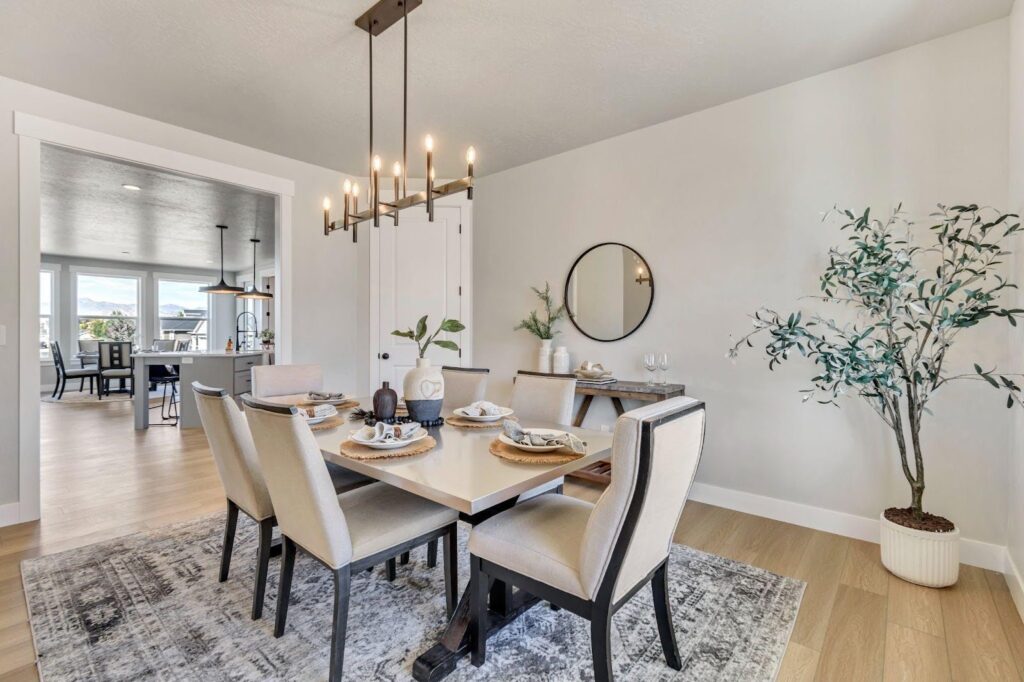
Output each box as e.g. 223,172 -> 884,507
569,380 -> 686,485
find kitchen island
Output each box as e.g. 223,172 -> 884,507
131,350 -> 265,429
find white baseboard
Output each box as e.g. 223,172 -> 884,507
689,481 -> 1006,572
1004,550 -> 1024,623
0,502 -> 22,527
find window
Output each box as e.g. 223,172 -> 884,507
75,273 -> 140,345
157,278 -> 211,351
39,269 -> 55,360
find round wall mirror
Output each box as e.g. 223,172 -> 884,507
565,242 -> 654,342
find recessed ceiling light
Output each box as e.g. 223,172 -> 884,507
122,184 -> 141,191
121,251 -> 130,255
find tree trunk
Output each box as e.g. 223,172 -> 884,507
911,483 -> 924,519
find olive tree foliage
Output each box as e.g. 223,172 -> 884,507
729,205 -> 1023,517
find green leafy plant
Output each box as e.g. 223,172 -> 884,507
392,316 -> 465,358
514,282 -> 566,340
730,204 -> 1024,522
259,328 -> 275,343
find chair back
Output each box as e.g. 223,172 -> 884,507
579,397 -> 706,602
50,341 -> 67,377
99,341 -> 133,371
251,364 -> 323,399
442,366 -> 489,410
78,339 -> 99,367
242,397 -> 353,569
509,371 -> 577,426
174,338 -> 192,352
192,383 -> 274,521
152,339 -> 175,352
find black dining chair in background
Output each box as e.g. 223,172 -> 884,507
50,341 -> 98,399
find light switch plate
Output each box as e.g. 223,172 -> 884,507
181,357 -> 194,364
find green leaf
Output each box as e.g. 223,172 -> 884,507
432,339 -> 460,352
415,316 -> 428,341
391,329 -> 415,339
439,319 -> 465,333
1009,394 -> 1015,409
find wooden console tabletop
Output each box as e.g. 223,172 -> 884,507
569,380 -> 686,485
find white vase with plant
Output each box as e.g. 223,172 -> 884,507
730,204 -> 1023,587
391,315 -> 465,422
259,328 -> 275,350
515,282 -> 566,373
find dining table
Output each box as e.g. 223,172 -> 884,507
312,399 -> 614,681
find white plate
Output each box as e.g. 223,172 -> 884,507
303,405 -> 338,425
349,426 -> 428,450
498,428 -> 570,453
304,395 -> 349,406
453,406 -> 514,422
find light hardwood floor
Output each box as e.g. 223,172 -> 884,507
1,398 -> 1023,680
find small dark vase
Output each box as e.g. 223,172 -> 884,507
373,381 -> 398,421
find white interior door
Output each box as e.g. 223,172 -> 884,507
377,205 -> 463,395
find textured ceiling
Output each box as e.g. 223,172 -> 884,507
41,144 -> 275,272
1,1 -> 1013,177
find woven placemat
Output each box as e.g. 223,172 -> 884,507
444,415 -> 518,429
339,435 -> 437,460
488,439 -> 583,465
308,415 -> 346,432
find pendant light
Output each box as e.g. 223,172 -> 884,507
237,238 -> 273,300
200,224 -> 245,295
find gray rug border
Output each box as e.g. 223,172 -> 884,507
19,513 -> 807,681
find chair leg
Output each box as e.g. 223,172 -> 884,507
219,500 -> 239,582
78,377 -> 85,392
443,524 -> 458,618
50,376 -> 59,398
385,557 -> 397,582
591,605 -> 614,682
470,556 -> 488,667
57,376 -> 66,400
427,539 -> 438,568
329,567 -> 351,682
400,551 -> 410,565
252,518 -> 274,620
652,561 -> 682,670
274,537 -> 297,637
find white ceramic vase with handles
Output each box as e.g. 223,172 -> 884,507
537,339 -> 553,373
552,346 -> 570,374
403,357 -> 444,422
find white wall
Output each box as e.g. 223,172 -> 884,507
1006,0 -> 1024,590
1,74 -> 364,508
474,20 -> 1012,546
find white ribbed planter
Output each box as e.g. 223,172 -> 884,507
879,512 -> 960,587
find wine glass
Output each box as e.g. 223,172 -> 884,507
643,352 -> 657,385
657,352 -> 670,385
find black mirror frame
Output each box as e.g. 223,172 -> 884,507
564,241 -> 654,343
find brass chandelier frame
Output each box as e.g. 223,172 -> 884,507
323,0 -> 475,244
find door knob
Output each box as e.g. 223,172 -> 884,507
380,352 -> 390,360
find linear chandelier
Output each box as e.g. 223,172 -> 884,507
322,0 -> 475,244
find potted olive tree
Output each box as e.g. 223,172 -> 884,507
730,204 -> 1023,586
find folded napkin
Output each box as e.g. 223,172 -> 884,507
461,400 -> 504,417
305,404 -> 336,419
309,391 -> 345,401
357,422 -> 420,443
502,420 -> 586,454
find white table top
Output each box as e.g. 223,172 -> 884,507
131,350 -> 265,358
315,400 -> 613,515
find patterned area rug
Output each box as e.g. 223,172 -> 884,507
21,514 -> 804,681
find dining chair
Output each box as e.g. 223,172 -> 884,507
251,363 -> 323,404
173,338 -> 192,351
77,339 -> 99,369
151,339 -> 175,352
242,397 -> 460,682
441,366 -> 489,410
510,370 -> 578,497
192,383 -> 372,620
49,341 -> 97,398
97,341 -> 134,399
468,397 -> 706,681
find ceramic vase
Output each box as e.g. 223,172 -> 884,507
373,381 -> 398,421
537,339 -> 553,373
403,358 -> 444,423
552,346 -> 570,374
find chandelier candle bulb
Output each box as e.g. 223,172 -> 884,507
372,155 -> 382,227
425,134 -> 434,222
351,183 -> 360,243
322,197 -> 331,235
466,146 -> 476,200
392,162 -> 401,225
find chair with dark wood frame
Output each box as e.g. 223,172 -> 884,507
467,397 -> 706,681
49,341 -> 98,398
192,383 -> 372,620
242,396 -> 460,682
97,341 -> 134,399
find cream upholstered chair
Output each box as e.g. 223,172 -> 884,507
441,366 -> 489,410
98,341 -> 134,398
468,397 -> 706,681
242,397 -> 459,682
192,383 -> 371,620
511,371 -> 577,496
250,363 -> 323,404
